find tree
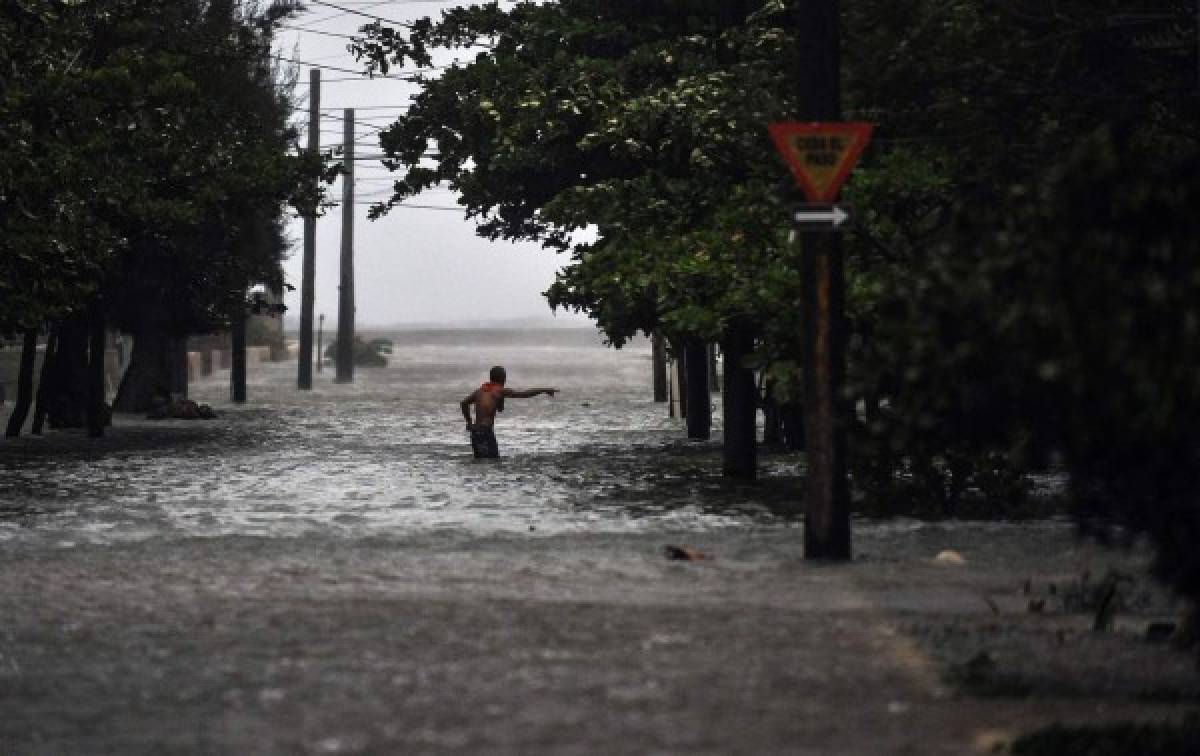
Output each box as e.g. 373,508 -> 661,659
355,0 -> 805,474
1,1 -> 321,432
353,0 -> 1200,617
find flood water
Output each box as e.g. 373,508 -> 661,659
0,329 -> 792,548
7,329 -> 1187,755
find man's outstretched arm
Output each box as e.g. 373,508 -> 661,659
503,388 -> 558,399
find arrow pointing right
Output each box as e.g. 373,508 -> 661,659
794,205 -> 850,228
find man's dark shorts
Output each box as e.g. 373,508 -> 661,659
470,424 -> 499,459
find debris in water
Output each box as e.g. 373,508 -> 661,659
147,397 -> 216,420
933,550 -> 966,566
664,545 -> 706,561
962,651 -> 995,683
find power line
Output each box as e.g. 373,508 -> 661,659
293,76 -> 405,83
288,60 -> 457,81
274,54 -> 399,78
291,105 -> 411,110
304,0 -> 414,27
278,25 -> 360,41
349,203 -> 462,211
299,0 -> 395,26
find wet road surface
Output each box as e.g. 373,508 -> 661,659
1,330 -> 1195,753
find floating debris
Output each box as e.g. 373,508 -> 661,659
664,545 -> 706,561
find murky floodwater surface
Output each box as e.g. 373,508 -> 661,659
0,330 -> 791,546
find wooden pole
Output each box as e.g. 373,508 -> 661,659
335,107 -> 356,384
298,68 -> 320,390
797,0 -> 851,560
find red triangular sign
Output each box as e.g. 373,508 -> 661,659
768,122 -> 873,203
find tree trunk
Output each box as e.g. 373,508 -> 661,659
171,337 -> 188,398
86,308 -> 108,438
113,327 -> 177,412
684,340 -> 710,440
673,339 -> 687,419
31,327 -> 58,435
782,401 -> 805,451
4,330 -> 38,438
46,314 -> 89,429
708,344 -> 720,393
763,380 -> 783,447
652,333 -> 668,403
231,308 -> 247,403
721,326 -> 757,478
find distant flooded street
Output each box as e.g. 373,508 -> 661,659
2,330 -> 1195,754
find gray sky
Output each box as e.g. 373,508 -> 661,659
275,1 -> 588,328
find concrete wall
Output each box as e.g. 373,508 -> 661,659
0,343 -> 130,420
185,347 -> 271,382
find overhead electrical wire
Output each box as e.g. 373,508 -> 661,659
303,0 -> 414,27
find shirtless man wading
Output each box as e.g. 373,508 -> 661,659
460,366 -> 558,458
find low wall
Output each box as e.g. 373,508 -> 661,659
3,341 -> 278,408
1,347 -> 124,406
187,347 -> 273,382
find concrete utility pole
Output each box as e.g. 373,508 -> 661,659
335,108 -> 356,384
317,313 -> 325,372
797,0 -> 851,560
298,68 -> 320,390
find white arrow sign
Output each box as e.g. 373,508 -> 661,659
794,205 -> 850,227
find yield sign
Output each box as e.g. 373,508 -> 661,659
768,122 -> 873,203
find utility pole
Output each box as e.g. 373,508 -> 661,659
317,313 -> 325,372
797,0 -> 851,560
335,107 -> 356,384
298,68 -> 320,390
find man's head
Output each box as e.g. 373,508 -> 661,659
489,366 -> 507,385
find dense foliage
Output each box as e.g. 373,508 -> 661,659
355,0 -> 796,348
354,0 -> 1200,605
0,0 -> 328,418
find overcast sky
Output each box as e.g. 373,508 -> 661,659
274,1 -> 588,328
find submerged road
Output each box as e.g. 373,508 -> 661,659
1,330 -> 1195,753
